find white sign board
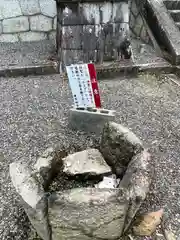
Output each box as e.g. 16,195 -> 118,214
66,63 -> 101,108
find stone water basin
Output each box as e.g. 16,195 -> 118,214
9,122 -> 153,240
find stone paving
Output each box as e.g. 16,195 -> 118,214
0,74 -> 180,239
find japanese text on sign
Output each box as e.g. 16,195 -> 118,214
66,63 -> 101,108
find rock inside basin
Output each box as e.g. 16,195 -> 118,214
62,148 -> 112,176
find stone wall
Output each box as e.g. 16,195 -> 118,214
0,0 -> 57,42
129,0 -> 151,44
0,0 -> 152,46
56,1 -> 131,69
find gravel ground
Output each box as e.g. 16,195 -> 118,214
0,38 -> 170,71
0,73 -> 180,239
0,40 -> 56,68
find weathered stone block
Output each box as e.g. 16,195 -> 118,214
33,147 -> 61,189
129,12 -> 135,30
30,15 -> 53,32
100,122 -> 143,176
19,0 -> 41,15
82,3 -> 101,25
0,21 -> 2,34
100,23 -> 113,61
19,32 -> 47,42
53,16 -> 57,30
114,22 -> 129,37
133,14 -> 143,36
0,33 -> 19,42
3,16 -> 29,33
93,218 -> 123,239
62,25 -> 83,49
10,162 -> 44,208
113,2 -> 129,23
69,107 -> 116,135
119,150 -> 153,232
82,25 -> 99,51
140,25 -> 149,43
60,49 -> 84,69
83,49 -> 101,63
48,188 -> 128,240
9,162 -> 51,240
99,2 -> 113,24
131,0 -> 139,17
62,148 -> 111,176
39,0 -> 57,18
0,0 -> 22,20
48,31 -> 56,43
61,4 -> 85,25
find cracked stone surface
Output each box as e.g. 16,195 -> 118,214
0,0 -> 22,20
30,15 -> 53,32
39,0 -> 57,18
1,73 -> 180,239
0,34 -> 19,42
48,188 -> 128,240
0,21 -> 2,34
19,0 -> 41,15
0,0 -> 56,42
100,122 -> 143,176
18,32 -> 48,42
62,148 -> 111,176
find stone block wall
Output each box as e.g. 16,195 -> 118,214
0,0 -> 57,42
0,0 -> 153,47
56,1 -> 130,70
129,0 -> 151,44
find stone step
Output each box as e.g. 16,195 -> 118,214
145,0 -> 180,64
168,9 -> 180,21
164,0 -> 180,10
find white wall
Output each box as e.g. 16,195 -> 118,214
0,0 -> 57,42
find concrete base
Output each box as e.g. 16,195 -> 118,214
69,107 -> 116,135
